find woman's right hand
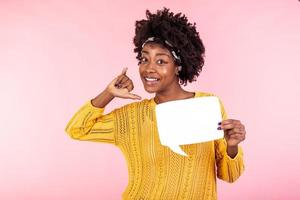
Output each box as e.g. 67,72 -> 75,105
106,67 -> 142,100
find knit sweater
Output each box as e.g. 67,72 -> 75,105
65,91 -> 244,200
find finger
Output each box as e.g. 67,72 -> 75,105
221,123 -> 235,130
127,82 -> 134,91
221,119 -> 240,125
221,122 -> 244,131
229,131 -> 243,137
121,67 -> 128,75
228,131 -> 246,140
224,126 -> 245,136
115,75 -> 128,87
124,93 -> 142,100
225,129 -> 236,136
119,76 -> 129,84
231,133 -> 245,141
116,78 -> 130,89
225,132 -> 240,142
111,75 -> 120,85
113,67 -> 128,86
112,68 -> 127,85
220,119 -> 234,125
232,126 -> 245,133
112,75 -> 122,87
121,80 -> 133,90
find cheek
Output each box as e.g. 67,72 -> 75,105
160,67 -> 168,74
160,65 -> 175,78
138,65 -> 143,74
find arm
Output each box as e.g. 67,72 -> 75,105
214,98 -> 245,183
64,91 -> 117,144
65,102 -> 117,144
214,138 -> 244,183
65,67 -> 141,145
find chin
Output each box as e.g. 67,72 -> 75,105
143,86 -> 157,94
141,79 -> 160,94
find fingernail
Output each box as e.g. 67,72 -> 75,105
217,127 -> 222,130
218,122 -> 221,125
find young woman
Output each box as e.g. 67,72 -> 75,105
65,8 -> 246,200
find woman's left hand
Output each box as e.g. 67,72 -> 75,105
218,119 -> 246,147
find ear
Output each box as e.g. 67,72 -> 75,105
175,66 -> 182,75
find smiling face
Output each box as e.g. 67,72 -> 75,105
138,43 -> 180,94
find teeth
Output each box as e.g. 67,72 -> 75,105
145,77 -> 159,81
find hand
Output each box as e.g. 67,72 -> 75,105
218,119 -> 246,147
106,67 -> 142,100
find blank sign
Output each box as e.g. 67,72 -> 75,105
155,96 -> 224,156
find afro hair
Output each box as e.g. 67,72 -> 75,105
133,7 -> 205,86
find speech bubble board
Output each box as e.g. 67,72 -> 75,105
155,96 -> 224,156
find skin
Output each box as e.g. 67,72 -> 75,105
92,42 -> 246,158
138,43 -> 195,104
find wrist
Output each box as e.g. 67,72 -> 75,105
103,88 -> 114,99
91,89 -> 115,108
226,145 -> 238,159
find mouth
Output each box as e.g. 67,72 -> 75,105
143,76 -> 160,85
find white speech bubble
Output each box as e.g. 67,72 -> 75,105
155,96 -> 224,156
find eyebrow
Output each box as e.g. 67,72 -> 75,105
141,50 -> 171,58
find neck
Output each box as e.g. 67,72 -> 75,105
154,84 -> 195,104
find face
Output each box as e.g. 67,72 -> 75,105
138,43 -> 179,94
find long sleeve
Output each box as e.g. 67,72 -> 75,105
65,99 -> 117,145
214,98 -> 245,183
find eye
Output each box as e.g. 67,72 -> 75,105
157,59 -> 167,65
138,57 -> 147,65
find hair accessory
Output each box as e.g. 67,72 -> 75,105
142,37 -> 156,48
141,37 -> 182,65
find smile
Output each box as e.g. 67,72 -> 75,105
144,76 -> 160,85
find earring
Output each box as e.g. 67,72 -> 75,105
175,66 -> 182,76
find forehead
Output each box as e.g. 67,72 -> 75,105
141,42 -> 171,56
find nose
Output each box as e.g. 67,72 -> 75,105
145,61 -> 156,73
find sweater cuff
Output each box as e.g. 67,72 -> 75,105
85,99 -> 106,112
225,146 -> 243,161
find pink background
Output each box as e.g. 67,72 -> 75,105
1,0 -> 299,199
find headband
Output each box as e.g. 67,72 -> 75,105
141,37 -> 182,65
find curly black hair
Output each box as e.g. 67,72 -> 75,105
133,7 -> 205,86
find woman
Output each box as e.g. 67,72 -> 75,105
65,8 -> 246,200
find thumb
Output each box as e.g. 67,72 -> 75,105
112,67 -> 127,86
110,75 -> 120,86
120,67 -> 128,75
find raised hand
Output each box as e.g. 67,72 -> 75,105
106,67 -> 142,100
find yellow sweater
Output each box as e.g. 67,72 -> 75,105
65,91 -> 244,200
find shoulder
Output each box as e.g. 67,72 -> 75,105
195,91 -> 220,98
195,91 -> 225,105
115,98 -> 152,112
